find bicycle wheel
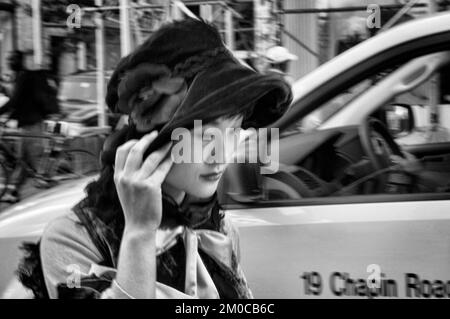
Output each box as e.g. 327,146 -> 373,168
50,149 -> 100,179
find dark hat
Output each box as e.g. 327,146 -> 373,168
102,19 -> 292,164
106,19 -> 232,113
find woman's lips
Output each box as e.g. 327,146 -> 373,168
200,171 -> 224,182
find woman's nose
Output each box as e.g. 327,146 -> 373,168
202,136 -> 235,164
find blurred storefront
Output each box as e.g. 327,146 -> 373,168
2,0 -> 449,91
282,0 -> 319,80
0,1 -> 17,76
278,0 -> 449,82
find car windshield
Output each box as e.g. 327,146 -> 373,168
284,65 -> 399,135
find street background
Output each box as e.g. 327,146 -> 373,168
0,0 -> 450,209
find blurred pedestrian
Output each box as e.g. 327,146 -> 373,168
0,50 -> 59,203
264,45 -> 298,85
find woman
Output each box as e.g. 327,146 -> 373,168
18,19 -> 292,299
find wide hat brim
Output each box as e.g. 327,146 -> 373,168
141,61 -> 293,157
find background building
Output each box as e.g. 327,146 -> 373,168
1,0 -> 450,82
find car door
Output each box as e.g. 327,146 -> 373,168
220,15 -> 450,299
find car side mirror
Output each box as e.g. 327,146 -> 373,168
383,104 -> 415,138
440,65 -> 450,104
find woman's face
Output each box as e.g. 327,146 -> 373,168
164,115 -> 243,199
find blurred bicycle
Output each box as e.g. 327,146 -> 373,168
0,118 -> 102,202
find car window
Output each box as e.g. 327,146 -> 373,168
219,52 -> 450,207
299,79 -> 373,132
389,71 -> 450,146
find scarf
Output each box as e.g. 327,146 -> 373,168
56,195 -> 253,299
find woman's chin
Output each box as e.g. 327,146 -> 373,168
186,184 -> 218,199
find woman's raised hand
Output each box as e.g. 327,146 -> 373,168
114,131 -> 173,232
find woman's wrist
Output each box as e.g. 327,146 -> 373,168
123,224 -> 158,242
116,225 -> 158,299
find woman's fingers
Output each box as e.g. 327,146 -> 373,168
139,142 -> 173,178
123,131 -> 158,173
147,153 -> 174,185
115,139 -> 138,172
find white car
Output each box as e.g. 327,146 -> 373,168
1,12 -> 450,299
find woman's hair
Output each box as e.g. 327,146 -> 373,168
84,165 -> 123,226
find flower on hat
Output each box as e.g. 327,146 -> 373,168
117,63 -> 188,132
